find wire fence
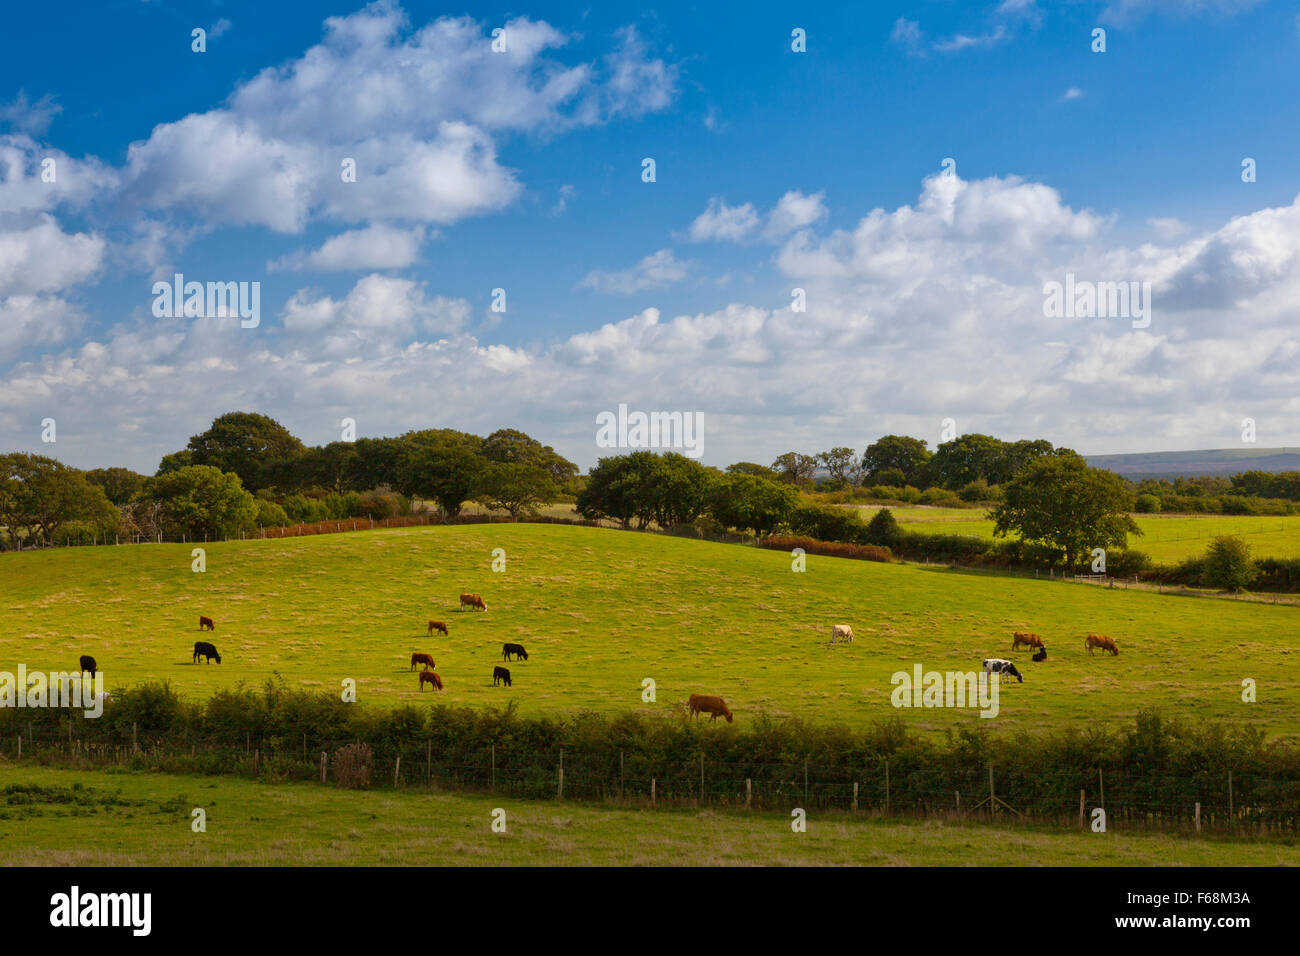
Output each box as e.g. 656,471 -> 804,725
9,724 -> 1300,836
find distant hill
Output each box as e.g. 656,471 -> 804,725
1086,447 -> 1300,479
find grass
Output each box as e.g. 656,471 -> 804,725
2,764 -> 1295,866
2,522 -> 1299,738
842,505 -> 1300,562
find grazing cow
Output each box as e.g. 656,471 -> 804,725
1012,631 -> 1044,651
493,666 -> 512,687
831,624 -> 854,644
981,658 -> 1023,683
427,620 -> 449,637
419,670 -> 443,691
79,655 -> 96,676
1032,646 -> 1048,662
1084,634 -> 1119,656
410,652 -> 436,671
502,643 -> 528,662
193,641 -> 221,664
459,593 -> 486,612
198,616 -> 215,631
688,694 -> 734,723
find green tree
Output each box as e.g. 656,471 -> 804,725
84,467 -> 147,505
397,442 -> 485,517
991,457 -> 1140,568
146,465 -> 258,539
861,436 -> 931,484
817,447 -> 857,489
771,452 -> 819,486
184,412 -> 305,491
481,428 -> 578,486
0,454 -> 119,547
575,455 -> 644,528
709,473 -> 798,538
726,461 -> 780,481
476,461 -> 556,520
1203,535 -> 1257,592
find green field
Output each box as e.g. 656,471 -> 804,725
1,523 -> 1298,737
844,505 -> 1300,563
2,765 -> 1294,866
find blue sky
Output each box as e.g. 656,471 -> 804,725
3,0 -> 1300,472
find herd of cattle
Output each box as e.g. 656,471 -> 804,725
68,591 -> 1121,727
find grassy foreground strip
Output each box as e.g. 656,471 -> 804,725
1,765 -> 1297,866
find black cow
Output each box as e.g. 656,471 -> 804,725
493,666 -> 512,687
79,655 -> 96,676
193,641 -> 222,664
1032,646 -> 1047,662
502,643 -> 528,662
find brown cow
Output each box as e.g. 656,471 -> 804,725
419,670 -> 443,691
199,615 -> 215,631
1012,631 -> 1044,651
459,593 -> 486,611
427,620 -> 448,636
410,652 -> 436,671
1084,634 -> 1119,656
688,694 -> 733,723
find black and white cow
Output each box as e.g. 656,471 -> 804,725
982,658 -> 1024,683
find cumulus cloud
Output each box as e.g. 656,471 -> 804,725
580,248 -> 690,294
269,224 -> 428,272
0,215 -> 105,295
687,191 -> 825,244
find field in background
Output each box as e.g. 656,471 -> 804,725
1,523 -> 1298,737
842,505 -> 1300,563
3,765 -> 1295,866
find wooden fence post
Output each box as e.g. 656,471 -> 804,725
320,751 -> 327,783
1079,789 -> 1086,828
394,756 -> 401,788
853,781 -> 859,813
651,778 -> 656,807
16,736 -> 20,760
1194,802 -> 1201,834
745,778 -> 752,810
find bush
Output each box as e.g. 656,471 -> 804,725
761,535 -> 892,563
919,487 -> 961,507
255,499 -> 290,528
1135,494 -> 1161,514
332,742 -> 374,789
787,503 -> 863,543
863,508 -> 904,549
1203,535 -> 1257,592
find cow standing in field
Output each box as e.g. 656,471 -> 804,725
427,620 -> 449,636
831,624 -> 854,644
199,616 -> 215,631
193,641 -> 221,664
1085,634 -> 1119,656
688,694 -> 733,723
502,643 -> 528,661
459,593 -> 486,612
411,652 -> 436,671
1012,632 -> 1044,651
982,659 -> 1023,683
419,670 -> 443,691
78,655 -> 96,676
493,666 -> 512,687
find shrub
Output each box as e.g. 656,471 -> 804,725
919,487 -> 961,507
761,535 -> 892,563
1203,535 -> 1257,593
1135,494 -> 1161,514
787,503 -> 863,542
332,742 -> 374,789
863,508 -> 904,549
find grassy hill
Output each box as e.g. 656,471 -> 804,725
2,523 -> 1298,738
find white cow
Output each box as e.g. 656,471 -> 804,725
982,658 -> 1023,683
831,624 -> 854,644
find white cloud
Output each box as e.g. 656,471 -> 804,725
0,92 -> 63,135
0,215 -> 105,296
269,224 -> 428,272
1061,87 -> 1084,101
687,198 -> 761,242
281,273 -> 469,355
687,191 -> 825,244
580,248 -> 689,294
